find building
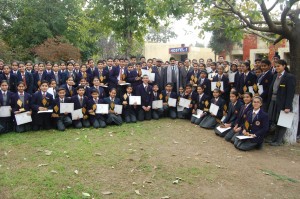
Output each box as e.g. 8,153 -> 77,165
220,34 -> 290,64
144,43 -> 215,62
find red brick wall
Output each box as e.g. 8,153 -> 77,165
268,39 -> 287,61
243,34 -> 258,61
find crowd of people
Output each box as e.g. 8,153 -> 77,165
0,55 -> 297,151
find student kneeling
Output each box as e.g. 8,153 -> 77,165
234,96 -> 269,151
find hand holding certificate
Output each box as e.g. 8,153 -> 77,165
152,100 -> 163,109
60,103 -> 74,113
179,98 -> 191,108
216,126 -> 231,133
192,109 -> 203,118
211,81 -> 224,92
71,109 -> 83,120
236,135 -> 254,140
114,105 -> 123,114
209,104 -> 219,116
277,111 -> 294,128
96,104 -> 109,114
168,98 -> 177,107
15,111 -> 32,125
38,109 -> 53,114
129,96 -> 141,105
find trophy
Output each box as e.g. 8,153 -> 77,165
243,85 -> 248,93
216,81 -> 221,89
83,72 -> 87,79
253,84 -> 259,95
17,99 -> 25,112
204,100 -> 209,112
159,94 -> 163,100
244,120 -> 251,133
223,104 -> 228,113
110,102 -> 115,110
121,74 -> 126,81
52,105 -> 59,118
42,98 -> 48,107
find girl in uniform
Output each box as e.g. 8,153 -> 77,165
103,88 -> 123,125
0,80 -> 13,133
191,85 -> 210,125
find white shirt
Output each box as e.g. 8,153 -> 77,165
253,108 -> 260,115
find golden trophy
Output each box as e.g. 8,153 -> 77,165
204,100 -> 209,112
17,99 -> 25,112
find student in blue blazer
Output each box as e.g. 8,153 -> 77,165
11,82 -> 32,133
88,89 -> 107,128
61,76 -> 77,97
191,85 -> 211,125
71,85 -> 90,128
0,65 -> 18,92
0,80 -> 14,133
136,75 -> 153,121
31,80 -> 54,131
121,85 -> 137,123
161,83 -> 178,119
102,88 -> 122,125
234,96 -> 269,151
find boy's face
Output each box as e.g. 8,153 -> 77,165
107,59 -> 113,66
81,65 -> 87,72
165,85 -> 172,91
147,61 -> 153,67
50,81 -> 57,88
153,85 -> 158,92
53,65 -> 59,72
93,79 -> 100,86
3,66 -> 10,74
142,76 -> 149,84
92,92 -> 99,99
89,60 -> 94,67
97,63 -> 104,69
127,66 -> 133,71
67,64 -> 73,71
26,63 -> 33,71
131,58 -> 136,64
77,89 -> 85,96
80,79 -> 87,85
19,64 -> 25,72
58,90 -> 66,98
60,64 -> 66,70
110,90 -> 116,98
74,63 -> 80,70
38,65 -> 44,71
179,87 -> 184,93
200,73 -> 206,78
197,87 -> 203,94
185,87 -> 192,93
17,84 -> 25,92
126,87 -> 133,93
46,64 -> 52,70
12,62 -> 18,71
40,83 -> 48,92
66,78 -> 74,85
213,91 -> 220,98
1,83 -> 8,91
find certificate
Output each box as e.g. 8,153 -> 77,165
152,100 -> 163,109
257,84 -> 264,95
129,96 -> 141,105
236,135 -> 254,140
141,69 -> 150,76
100,85 -> 108,88
47,88 -> 55,98
177,106 -> 184,112
211,81 -> 224,92
119,82 -> 130,86
15,111 -> 32,125
71,108 -> 83,120
179,98 -> 191,108
38,109 -> 53,114
206,67 -> 212,73
192,109 -> 203,118
216,126 -> 231,133
0,106 -> 11,117
114,105 -> 123,114
96,104 -> 109,114
228,72 -> 236,83
277,111 -> 294,128
60,103 -> 74,113
209,104 -> 219,115
149,73 -> 155,82
168,98 -> 177,107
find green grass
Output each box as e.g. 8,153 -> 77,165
261,169 -> 299,183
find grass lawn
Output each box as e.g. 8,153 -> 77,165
1,119 -> 300,199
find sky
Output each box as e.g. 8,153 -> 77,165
168,17 -> 212,47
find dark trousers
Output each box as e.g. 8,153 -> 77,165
138,109 -> 152,121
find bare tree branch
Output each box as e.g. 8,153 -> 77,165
281,0 -> 299,33
273,35 -> 285,45
244,28 -> 277,42
260,0 -> 283,34
267,0 -> 279,12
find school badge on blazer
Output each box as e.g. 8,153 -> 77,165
123,93 -> 128,100
159,94 -> 163,100
255,121 -> 260,126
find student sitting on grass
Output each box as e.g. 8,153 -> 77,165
103,88 -> 123,125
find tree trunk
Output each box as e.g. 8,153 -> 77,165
284,35 -> 300,144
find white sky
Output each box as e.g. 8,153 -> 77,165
169,17 -> 212,47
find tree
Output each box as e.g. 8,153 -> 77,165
209,29 -> 236,55
194,0 -> 299,144
32,37 -> 81,62
145,25 -> 178,43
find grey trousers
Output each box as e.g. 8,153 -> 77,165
93,119 -> 107,128
57,116 -> 72,131
125,114 -> 137,123
235,139 -> 259,151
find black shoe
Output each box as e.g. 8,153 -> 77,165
269,142 -> 282,146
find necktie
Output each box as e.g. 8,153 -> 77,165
145,86 -> 148,91
200,79 -> 204,85
20,93 -> 24,96
252,112 -> 257,122
60,99 -> 63,103
3,92 -> 6,96
277,73 -> 282,79
218,76 -> 222,81
43,92 -> 46,98
244,74 -> 247,83
80,97 -> 83,106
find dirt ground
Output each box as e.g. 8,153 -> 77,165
1,118 -> 300,199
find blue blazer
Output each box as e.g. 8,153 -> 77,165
11,92 -> 32,114
41,70 -> 55,84
186,70 -> 201,85
126,70 -> 140,89
0,90 -> 13,106
71,95 -> 89,117
61,84 -> 76,97
237,72 -> 257,95
136,84 -> 153,107
257,70 -> 273,103
0,73 -> 18,92
10,71 -> 22,82
210,97 -> 226,119
86,67 -> 98,76
22,72 -> 34,94
223,100 -> 243,126
161,90 -> 177,103
102,97 -> 121,111
198,78 -> 211,97
33,72 -> 44,91
108,66 -> 119,89
52,97 -> 72,115
93,69 -> 109,85
31,91 -> 54,112
235,103 -> 253,127
192,93 -> 210,112
212,75 -> 230,94
89,86 -> 106,99
242,109 -> 269,144
87,98 -> 106,122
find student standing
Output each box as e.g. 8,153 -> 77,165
0,80 -> 13,133
162,83 -> 177,119
136,75 -> 153,121
71,85 -> 90,128
121,85 -> 137,123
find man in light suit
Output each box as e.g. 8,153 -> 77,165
163,57 -> 182,93
180,59 -> 193,88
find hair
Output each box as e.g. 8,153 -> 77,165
243,92 -> 253,98
66,76 -> 74,81
90,89 -> 99,94
40,80 -> 49,85
58,87 -> 66,92
126,84 -> 133,89
213,88 -> 221,93
18,61 -> 25,66
140,56 -> 145,60
165,82 -> 173,87
45,61 -> 52,65
211,62 -> 217,66
230,91 -> 239,97
253,96 -> 263,103
197,85 -> 205,91
93,77 -> 100,81
109,88 -> 117,93
67,61 -> 74,66
97,60 -> 104,64
17,81 -> 25,87
169,57 -> 175,61
185,84 -> 193,89
1,80 -> 8,85
87,58 -> 94,64
130,56 -> 136,59
147,58 -> 153,63
76,85 -> 85,90
261,59 -> 271,66
277,59 -> 290,72
242,62 -> 251,71
255,58 -> 262,62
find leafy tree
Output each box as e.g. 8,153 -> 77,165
208,29 -> 236,55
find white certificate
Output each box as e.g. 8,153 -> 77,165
96,104 -> 109,114
211,81 -> 224,92
0,106 -> 11,117
208,72 -> 216,80
152,100 -> 163,109
258,84 -> 264,95
216,126 -> 231,133
114,104 -> 123,114
236,135 -> 254,140
168,98 -> 177,107
60,103 -> 74,113
119,82 -> 130,86
206,67 -> 212,73
141,69 -> 150,76
129,96 -> 141,105
277,111 -> 294,128
100,85 -> 108,88
179,98 -> 191,108
15,111 -> 32,125
71,108 -> 83,120
38,109 -> 53,114
177,106 -> 184,112
192,109 -> 203,118
47,88 -> 55,97
149,73 -> 155,82
209,104 -> 219,115
228,72 -> 236,83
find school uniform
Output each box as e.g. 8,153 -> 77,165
141,66 -> 159,85
156,66 -> 165,91
136,84 -> 153,121
107,66 -> 119,90
200,97 -> 226,129
214,100 -> 243,137
31,91 -> 54,130
236,72 -> 257,96
71,95 -> 90,128
86,67 -> 97,77
41,70 -> 55,84
125,70 -> 140,91
186,70 -> 201,86
33,71 -> 44,92
267,71 -> 296,145
212,74 -> 230,101
0,90 -> 13,133
89,86 -> 106,99
0,73 -> 18,92
161,90 -> 177,119
234,109 -> 269,151
178,92 -> 193,119
52,97 -> 73,131
10,70 -> 22,82
58,70 -> 67,86
61,84 -> 76,97
102,97 -> 123,125
121,93 -> 137,123
198,78 -> 211,97
11,92 -> 32,132
191,93 -> 210,125
20,72 -> 34,95
224,103 -> 253,142
180,66 -> 193,88
152,91 -> 163,120
93,69 -> 109,86
257,70 -> 273,111
88,98 -> 107,128
234,72 -> 242,89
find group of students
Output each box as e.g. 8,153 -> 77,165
0,56 -> 296,151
